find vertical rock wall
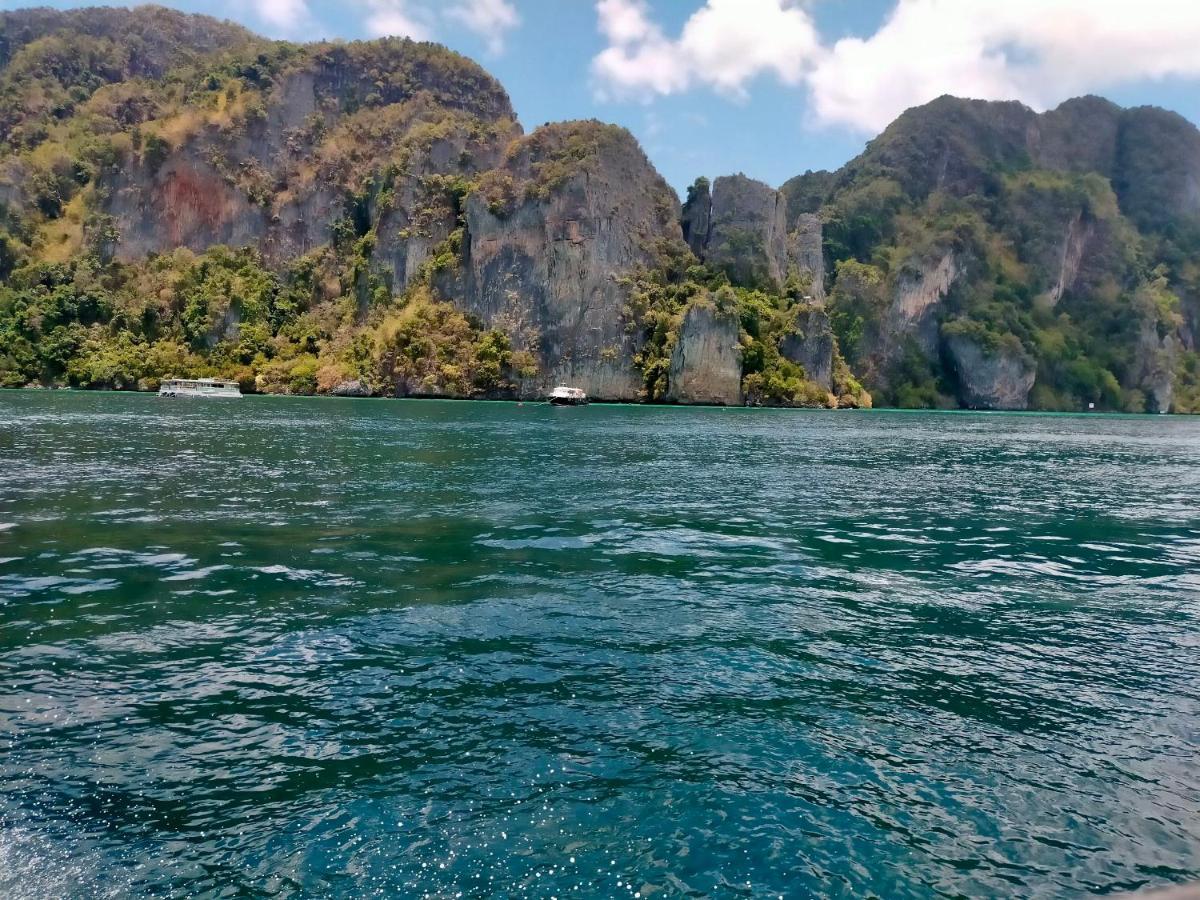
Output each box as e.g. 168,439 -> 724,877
945,336 -> 1036,410
667,302 -> 743,406
684,174 -> 826,295
454,122 -> 684,401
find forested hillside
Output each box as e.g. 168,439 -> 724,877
781,96 -> 1200,412
1,7 -> 1197,411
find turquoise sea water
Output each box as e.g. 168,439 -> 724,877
1,391 -> 1198,898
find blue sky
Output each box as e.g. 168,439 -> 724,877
9,0 -> 1200,195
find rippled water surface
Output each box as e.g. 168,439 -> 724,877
1,392 -> 1199,898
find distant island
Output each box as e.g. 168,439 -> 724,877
1,6 -> 1198,412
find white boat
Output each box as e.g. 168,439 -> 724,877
158,378 -> 242,399
549,385 -> 589,406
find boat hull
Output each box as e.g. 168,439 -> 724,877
158,378 -> 243,399
549,397 -> 588,407
159,391 -> 242,398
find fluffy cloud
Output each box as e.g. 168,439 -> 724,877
250,0 -> 519,46
592,0 -> 1200,131
358,0 -> 433,39
809,0 -> 1200,132
252,0 -> 312,33
350,0 -> 520,48
592,0 -> 820,100
447,0 -> 521,54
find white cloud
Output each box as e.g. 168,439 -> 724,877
447,0 -> 521,54
592,0 -> 1200,133
359,0 -> 433,39
809,0 -> 1200,132
252,0 -> 313,34
592,0 -> 820,100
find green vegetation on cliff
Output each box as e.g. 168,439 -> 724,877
786,96 -> 1200,412
622,239 -> 867,408
0,241 -> 533,397
0,6 -> 538,397
3,8 -> 1200,412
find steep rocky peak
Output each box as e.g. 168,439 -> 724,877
1113,104 -> 1200,229
681,176 -> 712,258
508,120 -> 656,179
826,92 -> 1200,238
0,5 -> 255,73
687,173 -> 789,290
485,120 -> 679,231
1030,95 -> 1122,175
307,38 -> 516,126
846,95 -> 1038,198
453,118 -> 684,401
780,169 -> 836,225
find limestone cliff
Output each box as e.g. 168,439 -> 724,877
667,302 -> 742,406
681,177 -> 712,261
945,335 -> 1037,410
852,251 -> 959,394
683,174 -> 824,294
706,175 -> 789,290
4,7 -> 1200,413
779,304 -> 835,390
793,93 -> 1200,412
97,42 -> 517,284
1128,322 -> 1180,413
452,121 -> 682,401
787,214 -> 826,299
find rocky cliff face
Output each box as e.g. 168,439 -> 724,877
945,336 -> 1037,410
853,251 -> 959,394
98,43 -> 518,284
681,177 -> 712,261
3,7 -> 1200,412
779,304 -> 835,390
453,121 -> 682,401
787,214 -> 826,299
1128,323 -> 1180,413
667,302 -> 743,406
794,93 -> 1200,412
705,174 -> 789,290
683,174 -> 824,294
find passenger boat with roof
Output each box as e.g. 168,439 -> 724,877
158,378 -> 242,399
548,385 -> 589,406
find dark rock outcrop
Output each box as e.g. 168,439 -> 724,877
454,121 -> 682,401
685,174 -> 825,295
779,304 -> 835,390
1032,95 -> 1121,175
681,177 -> 712,260
946,336 -> 1036,410
667,301 -> 743,406
704,174 -> 789,290
787,213 -> 825,298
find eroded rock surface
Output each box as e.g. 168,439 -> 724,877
455,122 -> 682,401
946,336 -> 1036,410
779,304 -> 835,390
667,302 -> 743,406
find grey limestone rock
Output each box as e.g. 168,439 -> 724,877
667,301 -> 743,406
454,122 -> 683,401
779,304 -> 835,390
946,335 -> 1036,410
